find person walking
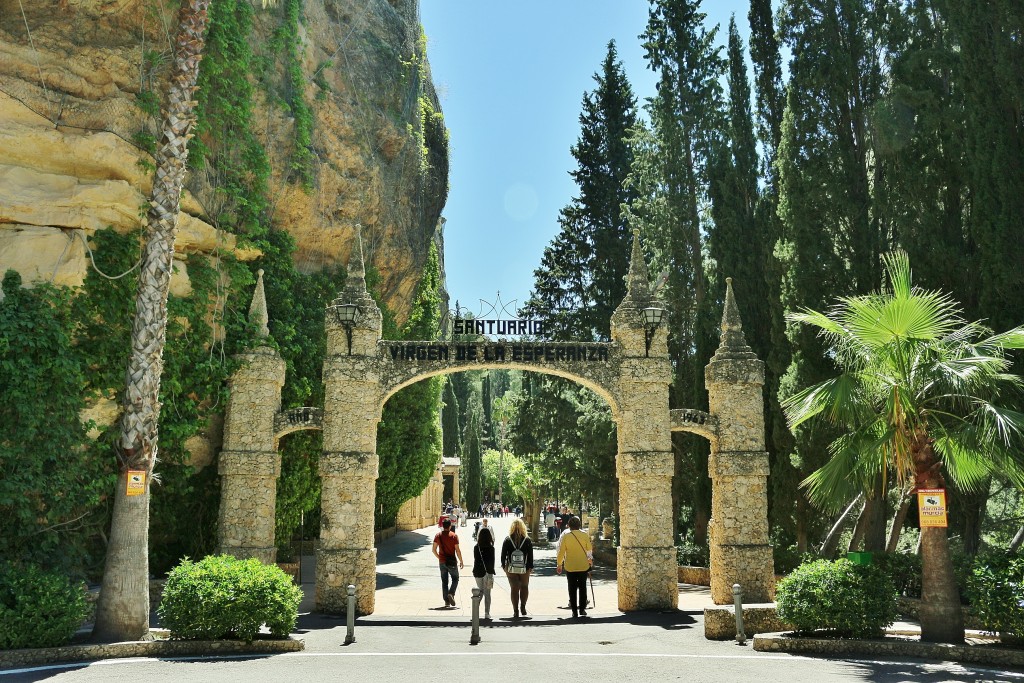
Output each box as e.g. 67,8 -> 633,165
501,517 -> 534,618
432,518 -> 464,607
472,526 -> 496,619
556,516 -> 593,618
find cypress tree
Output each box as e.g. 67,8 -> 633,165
523,40 -> 638,341
638,0 -> 725,543
776,0 -> 899,551
462,397 -> 483,512
943,0 -> 1024,332
441,378 -> 461,458
747,0 -> 797,545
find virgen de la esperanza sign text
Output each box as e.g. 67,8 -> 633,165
387,342 -> 609,363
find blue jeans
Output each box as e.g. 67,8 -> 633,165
440,563 -> 459,601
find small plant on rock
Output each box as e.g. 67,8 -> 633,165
776,558 -> 897,638
158,555 -> 302,642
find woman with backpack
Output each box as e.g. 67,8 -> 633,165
501,517 -> 534,618
472,526 -> 496,619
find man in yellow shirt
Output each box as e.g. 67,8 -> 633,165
555,516 -> 593,618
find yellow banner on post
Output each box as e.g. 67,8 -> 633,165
917,488 -> 948,528
126,470 -> 146,497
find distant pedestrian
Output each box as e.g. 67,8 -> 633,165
556,516 -> 593,618
472,526 -> 496,619
545,508 -> 556,541
432,519 -> 464,607
501,517 -> 534,618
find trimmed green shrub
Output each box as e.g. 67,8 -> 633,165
776,559 -> 898,637
873,552 -> 922,598
966,553 -> 1024,637
0,562 -> 89,650
158,555 -> 302,642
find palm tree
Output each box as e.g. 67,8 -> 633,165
91,0 -> 213,643
92,0 -> 273,641
783,251 -> 1024,644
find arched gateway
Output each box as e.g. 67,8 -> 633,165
217,232 -> 775,615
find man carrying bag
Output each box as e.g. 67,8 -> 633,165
555,516 -> 593,618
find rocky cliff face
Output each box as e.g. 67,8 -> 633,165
0,0 -> 447,321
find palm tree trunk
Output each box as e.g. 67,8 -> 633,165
1009,524 -> 1024,555
914,436 -> 964,644
92,0 -> 211,642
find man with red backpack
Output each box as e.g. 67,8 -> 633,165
432,518 -> 464,607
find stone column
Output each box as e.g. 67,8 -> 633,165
318,234 -> 382,615
217,270 -> 286,563
610,231 -> 678,611
705,278 -> 775,604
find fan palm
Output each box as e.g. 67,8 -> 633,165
783,251 -> 1024,644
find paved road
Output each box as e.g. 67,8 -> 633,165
4,517 -> 1023,682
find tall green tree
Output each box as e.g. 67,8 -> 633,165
747,0 -> 799,546
462,397 -> 483,511
783,251 -> 1024,644
636,0 -> 724,543
943,0 -> 1024,332
442,379 -> 462,458
518,40 -> 639,513
523,39 -> 638,340
776,0 -> 901,552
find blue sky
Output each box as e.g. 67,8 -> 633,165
420,1 -> 752,319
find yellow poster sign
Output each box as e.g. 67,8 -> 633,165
918,488 -> 948,528
126,470 -> 146,497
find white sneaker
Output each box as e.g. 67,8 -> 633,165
484,613 -> 491,619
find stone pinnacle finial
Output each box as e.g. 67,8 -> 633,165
345,225 -> 367,293
713,277 -> 757,360
249,268 -> 271,339
625,228 -> 652,302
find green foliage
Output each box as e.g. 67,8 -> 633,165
376,243 -> 443,526
158,555 -> 301,641
462,401 -> 483,511
966,552 -> 1024,637
0,561 -> 89,650
190,0 -> 271,241
275,431 -> 321,560
0,271 -> 112,573
441,378 -> 462,458
676,540 -> 709,567
873,552 -> 922,599
131,130 -> 157,154
776,559 -> 898,637
135,89 -> 160,117
273,0 -> 316,190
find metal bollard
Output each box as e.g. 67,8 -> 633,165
470,588 -> 482,645
732,583 -> 746,645
344,584 -> 356,645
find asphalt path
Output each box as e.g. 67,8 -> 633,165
4,516 -> 1023,682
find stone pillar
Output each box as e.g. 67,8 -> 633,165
705,278 -> 775,604
217,270 -> 286,563
318,234 -> 382,615
610,230 -> 678,611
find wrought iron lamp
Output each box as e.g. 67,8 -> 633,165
333,302 -> 360,355
641,306 -> 666,357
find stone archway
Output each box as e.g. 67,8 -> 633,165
217,235 -> 776,616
